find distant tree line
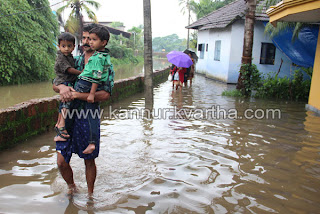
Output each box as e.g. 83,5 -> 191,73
152,34 -> 187,52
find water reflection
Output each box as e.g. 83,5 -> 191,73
0,75 -> 319,213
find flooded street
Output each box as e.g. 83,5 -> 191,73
0,75 -> 320,213
0,59 -> 170,109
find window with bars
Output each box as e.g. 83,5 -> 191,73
198,43 -> 205,59
214,40 -> 221,61
260,43 -> 276,65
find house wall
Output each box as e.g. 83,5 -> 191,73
229,21 -> 246,83
196,20 -> 295,84
196,28 -> 232,82
207,27 -> 232,82
252,21 -> 295,79
196,30 -> 210,75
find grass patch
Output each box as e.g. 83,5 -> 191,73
222,89 -> 244,97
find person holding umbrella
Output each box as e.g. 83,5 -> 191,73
173,66 -> 186,90
183,50 -> 197,86
166,51 -> 193,90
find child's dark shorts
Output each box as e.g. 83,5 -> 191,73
74,79 -> 104,93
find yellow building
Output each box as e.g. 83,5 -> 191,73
267,0 -> 320,115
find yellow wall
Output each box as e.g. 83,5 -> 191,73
308,26 -> 320,111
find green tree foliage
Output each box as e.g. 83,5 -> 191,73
107,26 -> 144,65
0,0 -> 59,85
261,0 -> 309,41
128,25 -> 144,54
110,21 -> 125,29
188,0 -> 235,19
152,34 -> 187,52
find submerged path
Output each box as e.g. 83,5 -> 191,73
0,75 -> 319,213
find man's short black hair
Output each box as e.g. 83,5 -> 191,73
89,26 -> 110,43
83,23 -> 101,33
58,32 -> 75,45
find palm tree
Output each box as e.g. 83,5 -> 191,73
179,0 -> 192,49
57,0 -> 100,40
236,0 -> 257,93
262,0 -> 308,41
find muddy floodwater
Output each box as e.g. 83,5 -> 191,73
0,59 -> 170,109
0,75 -> 320,213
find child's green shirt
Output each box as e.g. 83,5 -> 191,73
79,49 -> 112,84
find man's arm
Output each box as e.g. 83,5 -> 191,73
53,84 -> 75,102
53,83 -> 110,102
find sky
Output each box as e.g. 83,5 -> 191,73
91,0 -> 196,39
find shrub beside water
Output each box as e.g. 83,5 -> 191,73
222,65 -> 312,101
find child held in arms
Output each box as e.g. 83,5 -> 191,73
53,32 -> 81,143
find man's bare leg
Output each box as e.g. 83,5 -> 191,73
57,152 -> 77,194
85,159 -> 96,195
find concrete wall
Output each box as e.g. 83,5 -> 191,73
0,68 -> 170,150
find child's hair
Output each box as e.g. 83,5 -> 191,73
58,32 -> 75,45
83,23 -> 101,33
89,26 -> 110,43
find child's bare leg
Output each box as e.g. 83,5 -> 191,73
54,108 -> 70,141
56,113 -> 61,127
83,143 -> 96,154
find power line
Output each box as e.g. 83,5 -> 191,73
0,0 -> 66,18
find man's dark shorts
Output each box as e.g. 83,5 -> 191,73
56,101 -> 100,163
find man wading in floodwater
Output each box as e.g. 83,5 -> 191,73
53,23 -> 114,196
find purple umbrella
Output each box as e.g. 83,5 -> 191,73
166,51 -> 193,68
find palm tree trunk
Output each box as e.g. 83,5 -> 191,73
75,0 -> 83,41
187,0 -> 191,49
236,0 -> 256,92
143,0 -> 153,89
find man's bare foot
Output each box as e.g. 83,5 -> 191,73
83,144 -> 95,154
86,193 -> 95,208
67,183 -> 78,195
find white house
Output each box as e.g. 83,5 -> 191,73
186,0 -> 297,84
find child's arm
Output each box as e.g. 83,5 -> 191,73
67,67 -> 82,75
87,82 -> 98,103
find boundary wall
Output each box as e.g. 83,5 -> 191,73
0,68 -> 170,150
